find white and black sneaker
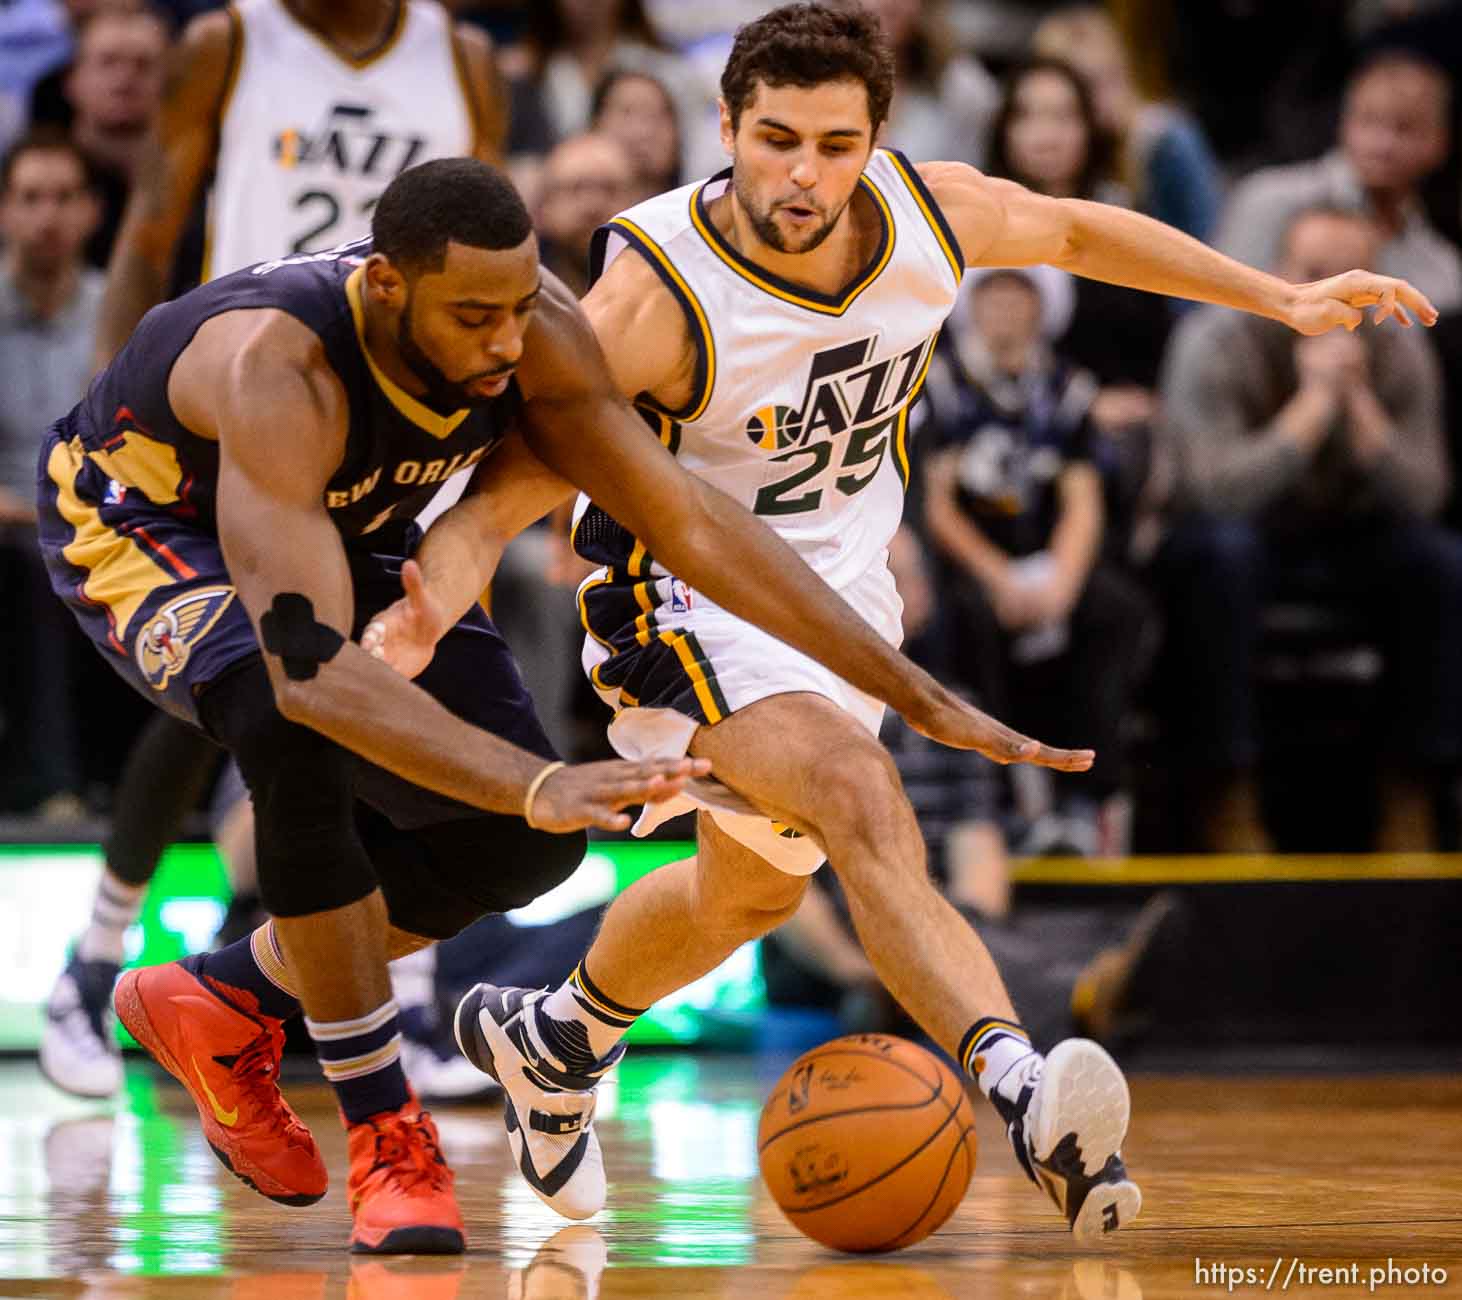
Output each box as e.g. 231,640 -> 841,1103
998,1039 -> 1142,1240
40,955 -> 123,1098
453,984 -> 623,1220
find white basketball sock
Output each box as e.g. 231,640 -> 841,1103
77,872 -> 146,964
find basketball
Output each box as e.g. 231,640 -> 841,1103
758,1034 -> 978,1253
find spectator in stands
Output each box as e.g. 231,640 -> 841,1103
0,129 -> 101,816
534,131 -> 636,296
0,0 -> 110,151
859,0 -> 999,168
61,5 -> 167,268
922,269 -> 1151,857
503,0 -> 713,179
1032,5 -> 1222,243
1157,205 -> 1460,852
591,67 -> 680,203
985,58 -> 1174,456
1216,51 -> 1462,312
988,56 -> 1124,207
1356,1 -> 1462,250
28,0 -> 150,134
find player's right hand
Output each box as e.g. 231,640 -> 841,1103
1285,269 -> 1438,335
530,756 -> 713,832
908,685 -> 1095,772
361,559 -> 448,679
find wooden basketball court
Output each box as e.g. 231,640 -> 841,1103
3,1054 -> 1459,1298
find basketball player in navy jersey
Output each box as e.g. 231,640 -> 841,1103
369,4 -> 1436,1242
40,0 -> 511,1104
36,158 -> 1084,1253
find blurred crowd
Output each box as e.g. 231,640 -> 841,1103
6,0 -> 1462,889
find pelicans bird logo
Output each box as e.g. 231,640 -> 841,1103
135,586 -> 236,689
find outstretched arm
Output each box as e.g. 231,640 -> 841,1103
923,161 -> 1439,335
181,309 -> 703,831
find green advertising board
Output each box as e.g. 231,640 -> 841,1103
0,840 -> 763,1050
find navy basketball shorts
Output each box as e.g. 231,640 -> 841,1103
35,421 -> 561,830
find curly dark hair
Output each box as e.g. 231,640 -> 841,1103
721,3 -> 894,135
986,57 -> 1117,202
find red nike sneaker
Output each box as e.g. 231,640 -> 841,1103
347,1098 -> 465,1254
114,960 -> 327,1205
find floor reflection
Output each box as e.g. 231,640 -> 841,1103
2,1058 -> 1458,1300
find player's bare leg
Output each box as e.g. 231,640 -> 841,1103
458,691 -> 1139,1238
690,694 -> 1024,1043
272,894 -> 395,1023
564,819 -> 808,1009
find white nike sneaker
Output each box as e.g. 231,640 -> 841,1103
1005,1038 -> 1142,1240
40,955 -> 123,1098
453,984 -> 622,1220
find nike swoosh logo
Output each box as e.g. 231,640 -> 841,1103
191,1055 -> 239,1127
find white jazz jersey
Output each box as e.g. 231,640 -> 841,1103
205,0 -> 473,280
579,147 -> 964,590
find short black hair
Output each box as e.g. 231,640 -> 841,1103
372,157 -> 533,275
0,126 -> 92,196
721,3 -> 894,135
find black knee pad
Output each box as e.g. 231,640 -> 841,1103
198,658 -> 378,917
366,811 -> 587,939
432,818 -> 587,912
353,803 -> 466,941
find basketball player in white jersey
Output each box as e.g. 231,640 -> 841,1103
40,0 -> 505,1102
95,0 -> 504,362
367,4 -> 1435,1239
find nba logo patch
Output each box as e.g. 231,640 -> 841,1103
670,579 -> 693,614
135,586 -> 235,689
104,478 -> 126,506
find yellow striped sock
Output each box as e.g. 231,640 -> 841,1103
250,922 -> 297,998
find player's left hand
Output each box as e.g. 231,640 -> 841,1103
1286,271 -> 1438,336
361,559 -> 448,679
908,682 -> 1095,772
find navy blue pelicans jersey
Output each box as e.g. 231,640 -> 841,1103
36,236 -> 526,727
72,235 -> 519,542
